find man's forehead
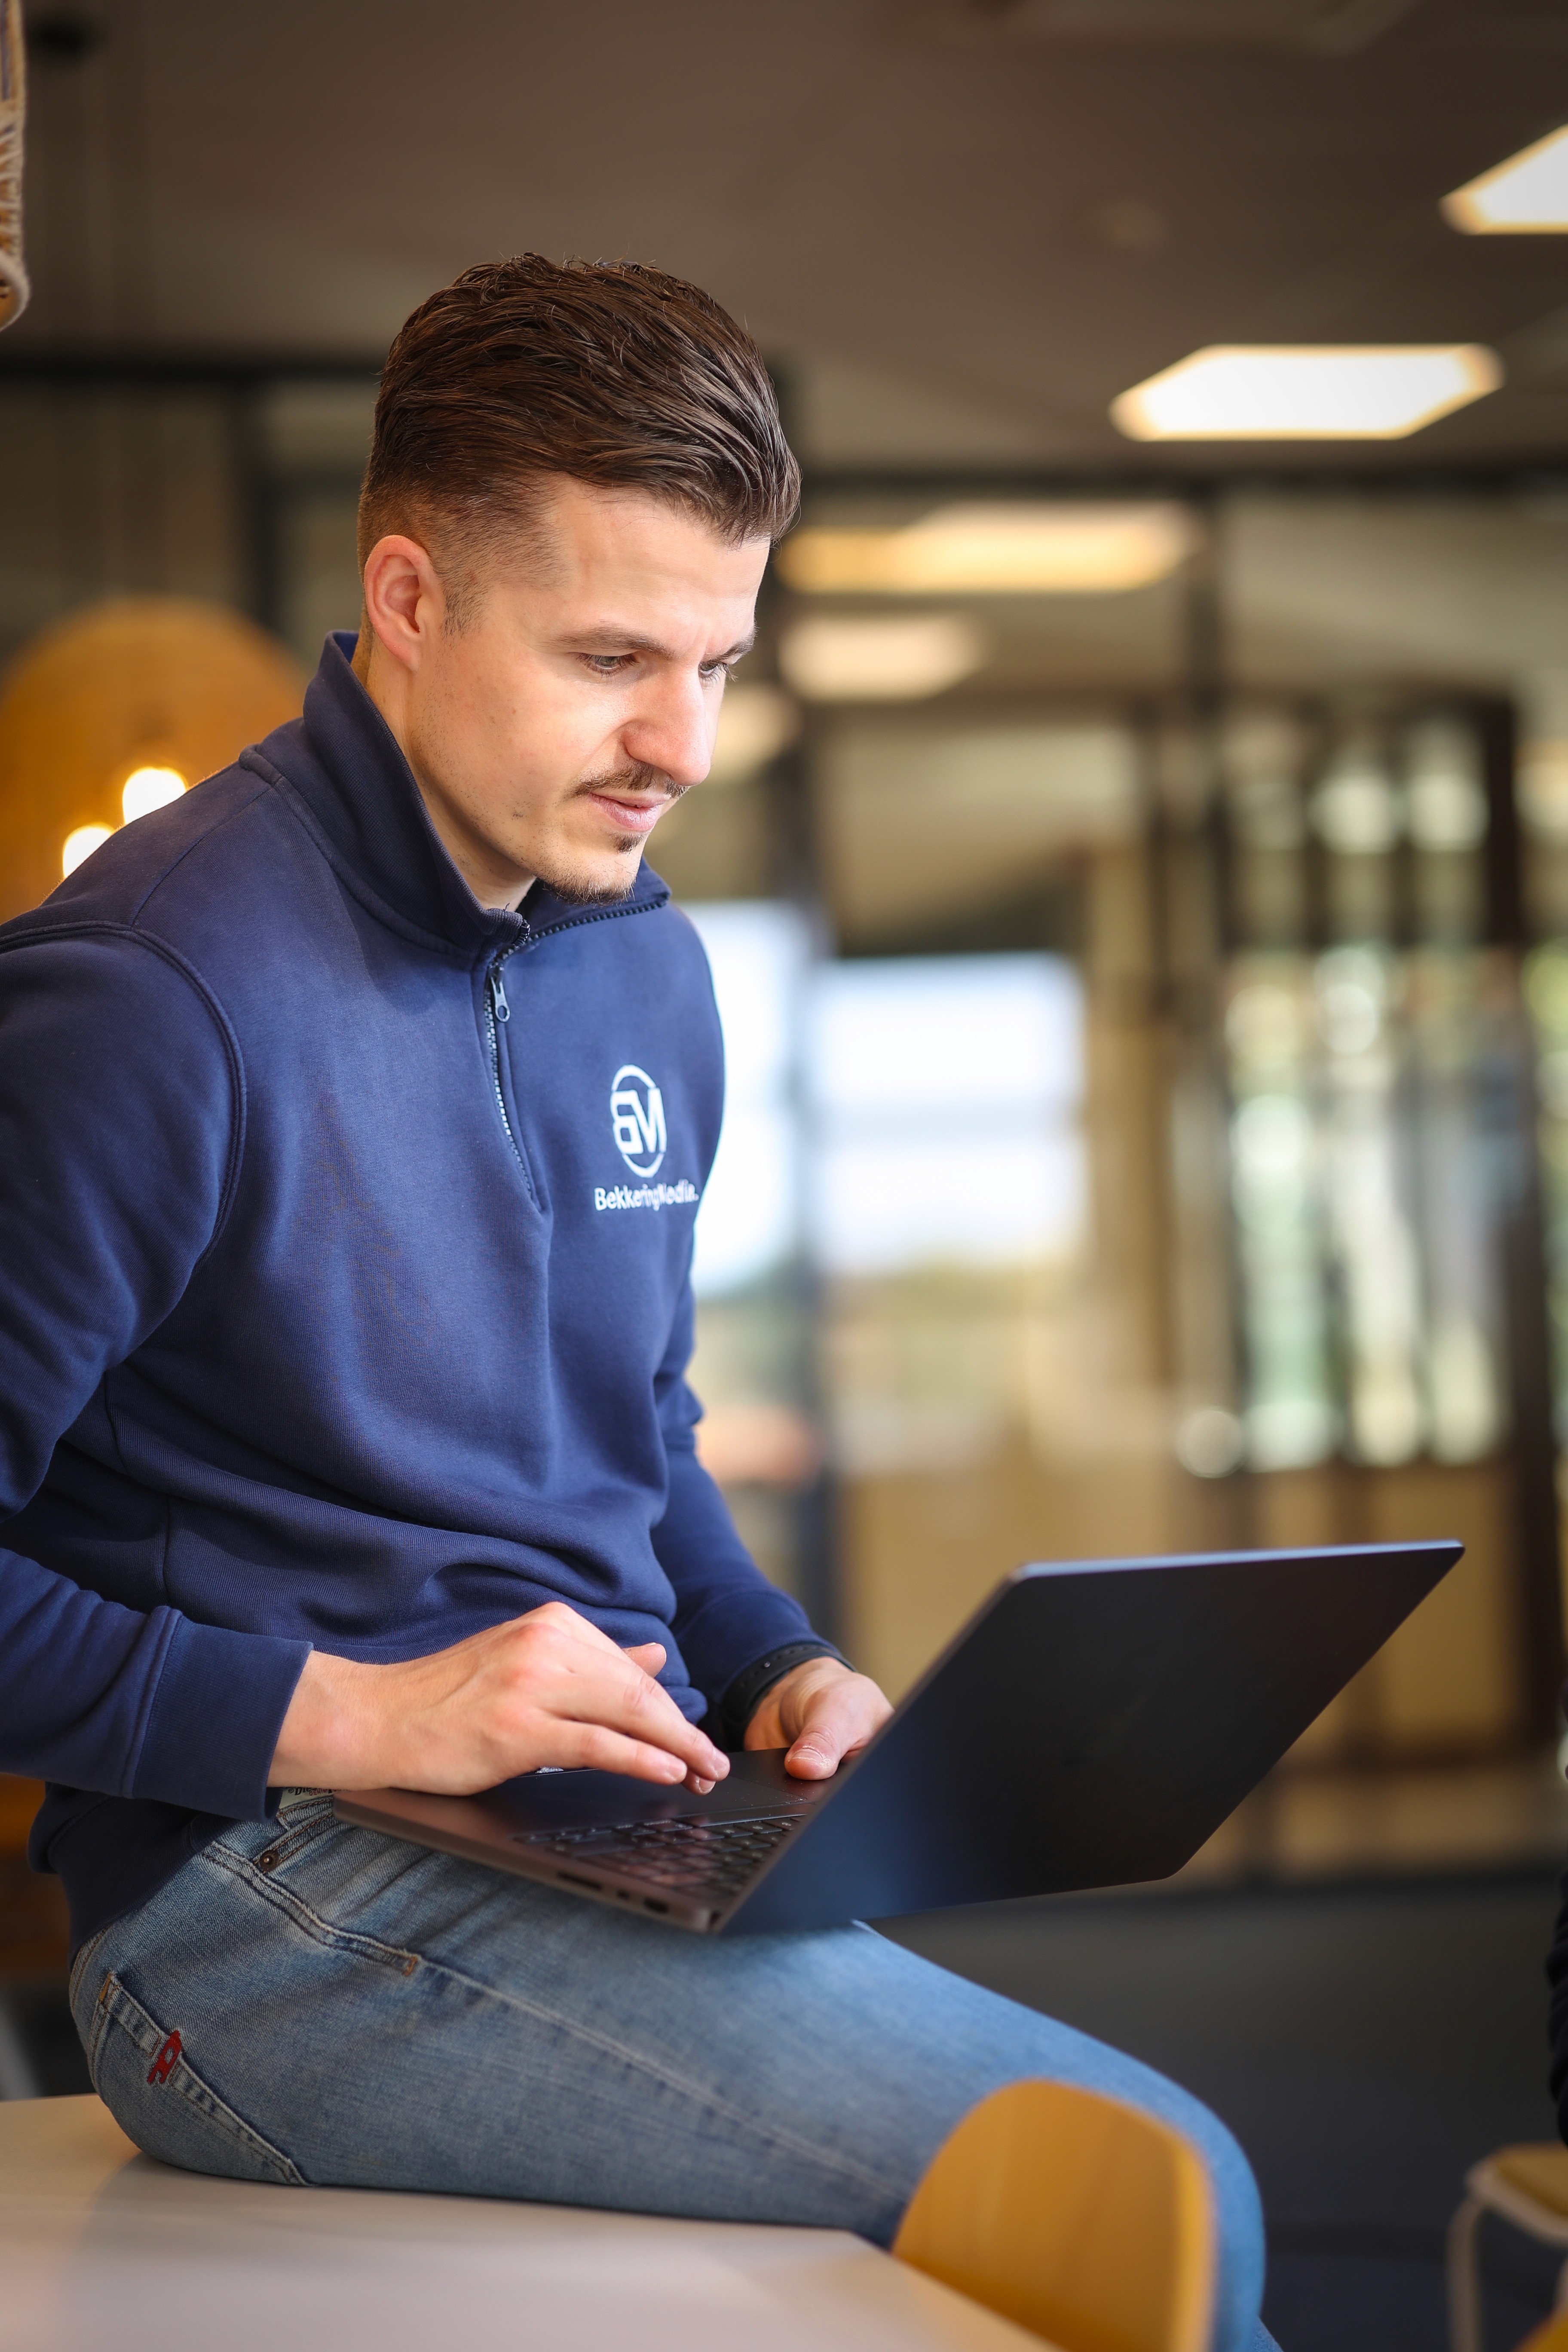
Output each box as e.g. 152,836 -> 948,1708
484,482 -> 768,640
530,477 -> 767,564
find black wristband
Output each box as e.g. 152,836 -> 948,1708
712,1641 -> 845,1750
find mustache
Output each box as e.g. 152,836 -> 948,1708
574,761 -> 689,805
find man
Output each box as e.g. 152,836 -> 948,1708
0,257 -> 1272,2350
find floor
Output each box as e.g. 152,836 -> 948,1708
4,1862 -> 1564,2350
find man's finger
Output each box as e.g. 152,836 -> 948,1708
571,1655 -> 729,1782
559,1724 -> 692,1783
509,1605 -> 727,1781
784,1682 -> 886,1779
558,1719 -> 727,1788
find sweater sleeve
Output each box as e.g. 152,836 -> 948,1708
650,1275 -> 837,1729
0,930 -> 310,1814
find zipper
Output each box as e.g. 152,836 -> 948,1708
484,931 -> 532,1191
479,888 -> 664,1191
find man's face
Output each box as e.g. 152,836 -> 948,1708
361,479 -> 770,910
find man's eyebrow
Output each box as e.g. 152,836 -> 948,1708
563,627 -> 757,663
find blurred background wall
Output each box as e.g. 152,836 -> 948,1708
5,5 -> 1568,2338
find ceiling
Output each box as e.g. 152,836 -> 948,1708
7,0 -> 1568,472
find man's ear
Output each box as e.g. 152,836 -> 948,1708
361,534 -> 445,673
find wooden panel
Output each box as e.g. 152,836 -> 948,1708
0,1777 -> 66,1978
843,1434 -> 1176,1702
0,1776 -> 43,1856
1259,1460 -> 1519,1761
1362,1463 -> 1518,1748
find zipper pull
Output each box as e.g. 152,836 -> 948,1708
488,965 -> 511,1023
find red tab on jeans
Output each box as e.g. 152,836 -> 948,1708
147,2029 -> 182,2086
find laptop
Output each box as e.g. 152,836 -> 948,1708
336,1539 -> 1461,1934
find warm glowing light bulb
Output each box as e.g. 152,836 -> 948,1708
122,765 -> 187,823
62,824 -> 114,878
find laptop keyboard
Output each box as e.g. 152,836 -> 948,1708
524,1811 -> 800,1902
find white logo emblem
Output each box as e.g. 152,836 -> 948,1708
610,1065 -> 667,1176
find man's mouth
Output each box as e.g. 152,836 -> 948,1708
583,789 -> 671,837
578,769 -> 687,838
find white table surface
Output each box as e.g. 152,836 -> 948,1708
0,2095 -> 1043,2352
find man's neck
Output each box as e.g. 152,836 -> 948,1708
352,624 -> 536,913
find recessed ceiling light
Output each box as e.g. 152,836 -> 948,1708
1111,345 -> 1502,440
122,764 -> 187,822
1443,123 -> 1568,234
779,615 -> 987,702
778,503 -> 1196,595
1090,199 -> 1169,252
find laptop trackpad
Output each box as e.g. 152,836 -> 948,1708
480,1746 -> 837,1839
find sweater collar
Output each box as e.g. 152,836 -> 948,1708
252,631 -> 669,958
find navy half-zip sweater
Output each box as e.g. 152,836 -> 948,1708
0,632 -> 826,1948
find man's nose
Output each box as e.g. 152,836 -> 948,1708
620,672 -> 714,791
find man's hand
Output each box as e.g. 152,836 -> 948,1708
269,1602 -> 729,1796
743,1656 -> 892,1779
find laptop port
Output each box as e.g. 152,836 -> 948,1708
642,1896 -> 668,1914
557,1871 -> 602,1893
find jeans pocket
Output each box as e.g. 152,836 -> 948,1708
252,1798 -> 340,1875
86,1969 -> 305,2187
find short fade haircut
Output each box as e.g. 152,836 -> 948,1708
358,255 -> 800,607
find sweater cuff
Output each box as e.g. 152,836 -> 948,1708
132,1615 -> 314,1819
712,1641 -> 845,1750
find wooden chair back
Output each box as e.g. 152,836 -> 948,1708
893,2077 -> 1216,2352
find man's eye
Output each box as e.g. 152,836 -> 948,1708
583,654 -> 634,675
700,660 -> 737,683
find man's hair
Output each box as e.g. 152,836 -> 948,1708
358,255 -> 799,603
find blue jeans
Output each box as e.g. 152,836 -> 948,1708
70,1792 -> 1276,2352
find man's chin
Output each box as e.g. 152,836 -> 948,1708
529,839 -> 645,909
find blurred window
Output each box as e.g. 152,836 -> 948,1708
808,955 -> 1085,1277
688,915 -> 1086,1289
685,903 -> 808,1299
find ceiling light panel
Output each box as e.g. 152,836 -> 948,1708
778,503 -> 1197,596
1112,346 -> 1503,441
1442,124 -> 1568,235
779,615 -> 987,702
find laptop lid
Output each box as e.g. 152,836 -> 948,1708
721,1538 -> 1462,1932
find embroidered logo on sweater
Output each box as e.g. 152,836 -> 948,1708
594,1179 -> 698,1213
610,1066 -> 667,1176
